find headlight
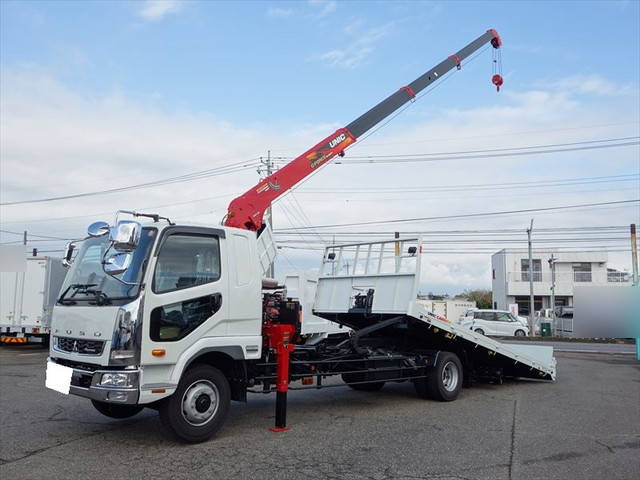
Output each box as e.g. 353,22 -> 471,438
111,304 -> 139,363
100,372 -> 135,387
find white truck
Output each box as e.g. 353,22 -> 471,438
45,30 -> 555,443
1,254 -> 67,345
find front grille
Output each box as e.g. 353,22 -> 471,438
55,337 -> 105,355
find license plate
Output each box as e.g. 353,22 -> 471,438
46,362 -> 73,395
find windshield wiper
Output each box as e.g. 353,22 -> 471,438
57,283 -> 97,305
85,288 -> 112,306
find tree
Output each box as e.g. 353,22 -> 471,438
427,292 -> 448,300
461,289 -> 492,309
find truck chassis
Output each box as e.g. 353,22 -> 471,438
243,237 -> 555,433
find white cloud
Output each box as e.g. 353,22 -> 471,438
267,7 -> 294,18
317,22 -> 393,69
138,0 -> 183,22
549,74 -> 638,97
1,69 -> 637,290
308,0 -> 337,18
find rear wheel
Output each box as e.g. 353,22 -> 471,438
415,352 -> 463,402
159,364 -> 230,443
91,400 -> 143,419
341,373 -> 385,391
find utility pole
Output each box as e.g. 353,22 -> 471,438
548,254 -> 556,336
631,224 -> 638,286
258,151 -> 275,278
394,232 -> 400,273
527,219 -> 535,336
630,224 -> 639,360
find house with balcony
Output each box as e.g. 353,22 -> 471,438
491,249 -> 631,315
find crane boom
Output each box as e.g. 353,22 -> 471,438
224,29 -> 502,231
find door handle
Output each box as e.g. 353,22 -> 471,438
210,293 -> 222,314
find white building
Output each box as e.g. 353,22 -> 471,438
491,249 -> 631,315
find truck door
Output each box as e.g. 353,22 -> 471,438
141,228 -> 228,366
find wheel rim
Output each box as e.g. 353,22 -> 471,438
516,330 -> 524,336
181,380 -> 220,426
441,361 -> 459,392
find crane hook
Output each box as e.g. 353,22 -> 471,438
492,74 -> 503,92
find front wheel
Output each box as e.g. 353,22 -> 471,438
474,328 -> 485,335
159,364 -> 230,443
91,400 -> 143,419
415,352 -> 463,402
514,329 -> 527,337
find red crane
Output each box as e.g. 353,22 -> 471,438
224,29 -> 502,232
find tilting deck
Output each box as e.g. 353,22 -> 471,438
407,301 -> 556,380
313,237 -> 556,381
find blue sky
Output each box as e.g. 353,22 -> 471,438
1,1 -> 639,293
2,1 -> 638,125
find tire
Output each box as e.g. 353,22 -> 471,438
474,328 -> 485,335
514,329 -> 526,337
415,352 -> 463,402
159,364 -> 230,443
91,400 -> 143,419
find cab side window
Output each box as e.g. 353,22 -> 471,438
150,294 -> 221,342
153,234 -> 221,294
496,313 -> 512,322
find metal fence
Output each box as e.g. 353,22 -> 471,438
508,271 -> 629,284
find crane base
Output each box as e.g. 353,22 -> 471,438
269,426 -> 291,433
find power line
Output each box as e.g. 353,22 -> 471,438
343,121 -> 640,148
278,245 -> 634,254
275,199 -> 640,231
268,121 -> 640,155
274,137 -> 639,161
273,139 -> 639,165
0,229 -> 73,240
274,226 -> 630,235
1,158 -> 259,206
296,174 -> 639,194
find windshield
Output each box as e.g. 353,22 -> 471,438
58,227 -> 156,304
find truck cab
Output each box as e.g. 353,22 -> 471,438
48,216 -> 263,426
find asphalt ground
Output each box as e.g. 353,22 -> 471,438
500,340 -> 637,355
0,344 -> 638,480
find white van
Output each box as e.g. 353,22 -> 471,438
460,309 -> 529,337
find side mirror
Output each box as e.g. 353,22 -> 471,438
87,221 -> 110,237
62,243 -> 75,267
109,221 -> 141,251
103,252 -> 133,276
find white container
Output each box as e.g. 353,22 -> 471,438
417,299 -> 476,323
1,257 -> 67,343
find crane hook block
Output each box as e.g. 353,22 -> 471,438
492,74 -> 503,92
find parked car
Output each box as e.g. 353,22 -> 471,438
460,309 -> 529,337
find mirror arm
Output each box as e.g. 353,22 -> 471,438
101,244 -> 140,286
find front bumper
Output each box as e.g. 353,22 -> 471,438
47,358 -> 140,405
